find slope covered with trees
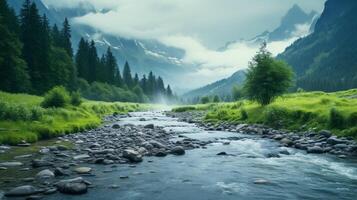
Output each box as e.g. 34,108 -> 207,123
278,0 -> 357,92
0,0 -> 175,103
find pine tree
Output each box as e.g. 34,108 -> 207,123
114,66 -> 123,87
147,71 -> 156,97
133,73 -> 139,86
140,75 -> 148,94
156,76 -> 165,95
61,18 -> 73,58
123,61 -> 133,88
76,38 -> 90,81
88,40 -> 99,83
0,1 -> 30,92
51,24 -> 61,47
20,1 -> 47,93
166,85 -> 173,97
104,47 -> 117,84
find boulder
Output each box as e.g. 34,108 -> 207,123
36,169 -> 55,179
144,124 -> 155,129
170,146 -> 185,155
56,177 -> 89,195
112,124 -> 120,129
319,130 -> 332,138
280,138 -> 294,147
31,159 -> 53,168
327,136 -> 347,145
217,152 -> 227,156
155,151 -> 167,157
74,167 -> 92,174
307,146 -> 324,154
0,162 -> 23,167
5,185 -> 40,197
123,149 -> 143,162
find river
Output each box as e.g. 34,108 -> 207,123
40,111 -> 357,200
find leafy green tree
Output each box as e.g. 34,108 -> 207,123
244,43 -> 293,105
123,61 -> 133,88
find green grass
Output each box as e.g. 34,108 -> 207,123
0,91 -> 149,145
173,89 -> 357,138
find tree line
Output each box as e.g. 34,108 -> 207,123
0,0 -> 174,103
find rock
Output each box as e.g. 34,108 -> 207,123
170,146 -> 185,155
327,136 -> 347,145
36,169 -> 54,179
155,151 -> 167,157
149,140 -> 166,149
54,168 -> 67,176
333,144 -> 348,149
319,130 -> 332,138
144,124 -> 155,129
73,154 -> 90,160
279,149 -> 290,155
43,188 -> 57,195
123,149 -> 143,162
307,146 -> 324,154
112,124 -> 120,129
0,162 -> 23,167
119,176 -> 129,179
56,177 -> 89,195
26,195 -> 43,200
31,159 -> 53,168
109,184 -> 119,189
280,138 -> 294,147
57,145 -> 69,151
254,179 -> 269,184
266,153 -> 280,158
217,152 -> 227,156
273,134 -> 284,140
74,167 -> 92,174
139,118 -> 146,121
5,185 -> 40,197
0,167 -> 7,170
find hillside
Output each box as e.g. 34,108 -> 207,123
183,70 -> 246,100
278,0 -> 357,92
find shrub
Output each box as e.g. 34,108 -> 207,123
329,108 -> 345,129
264,107 -> 290,127
213,95 -> 220,103
347,112 -> 357,126
41,86 -> 70,108
172,106 -> 196,112
240,109 -> 248,120
70,91 -> 82,106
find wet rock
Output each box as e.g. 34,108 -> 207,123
73,154 -> 90,160
279,149 -> 290,155
307,146 -> 324,154
31,159 -> 53,168
123,149 -> 143,162
56,177 -> 89,195
266,153 -> 280,158
139,118 -> 146,121
327,136 -> 347,145
74,167 -> 92,174
112,124 -> 120,129
144,124 -> 155,129
217,152 -> 227,156
5,185 -> 40,197
26,195 -> 43,200
0,167 -> 7,170
319,130 -> 332,138
155,151 -> 167,157
170,146 -> 185,155
57,145 -> 69,151
109,184 -> 120,189
280,138 -> 294,147
43,188 -> 57,195
254,179 -> 269,184
36,169 -> 55,179
0,162 -> 23,167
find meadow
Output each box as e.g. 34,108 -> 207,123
0,91 -> 148,145
173,89 -> 357,138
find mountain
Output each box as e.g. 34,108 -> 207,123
183,70 -> 246,100
7,0 -> 192,87
278,0 -> 357,92
220,5 -> 318,51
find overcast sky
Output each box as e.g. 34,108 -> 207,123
43,0 -> 326,88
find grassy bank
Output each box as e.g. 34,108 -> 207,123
173,89 -> 357,138
0,91 -> 149,145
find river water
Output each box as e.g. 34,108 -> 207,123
10,111 -> 357,199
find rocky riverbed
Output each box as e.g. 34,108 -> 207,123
0,111 -> 356,200
166,111 -> 357,157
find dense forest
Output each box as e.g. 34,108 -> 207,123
0,0 -> 174,103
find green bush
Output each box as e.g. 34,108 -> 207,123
201,96 -> 210,104
347,112 -> 357,126
329,108 -> 345,129
172,106 -> 196,112
240,109 -> 248,120
70,91 -> 82,106
41,86 -> 70,108
264,107 -> 290,127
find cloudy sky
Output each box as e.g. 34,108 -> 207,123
43,0 -> 326,88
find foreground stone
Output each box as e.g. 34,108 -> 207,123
36,169 -> 55,180
74,167 -> 92,174
170,146 -> 185,155
0,162 -> 23,167
123,149 -> 143,162
5,185 -> 40,197
56,178 -> 89,195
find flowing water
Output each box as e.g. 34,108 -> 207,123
6,111 -> 357,199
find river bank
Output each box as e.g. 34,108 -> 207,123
166,111 -> 357,158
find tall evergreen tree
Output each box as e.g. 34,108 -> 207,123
114,66 -> 123,87
0,1 -> 30,92
147,71 -> 156,97
123,61 -> 133,88
61,18 -> 73,58
88,40 -> 99,83
104,47 -> 117,84
133,73 -> 139,86
156,76 -> 165,95
51,24 -> 61,47
0,0 -> 20,34
75,38 -> 90,81
140,75 -> 148,94
20,1 -> 48,93
166,85 -> 173,97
